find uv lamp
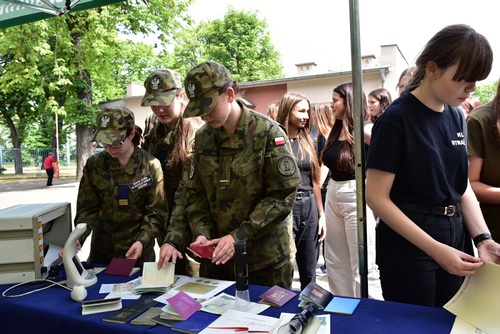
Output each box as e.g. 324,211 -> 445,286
62,223 -> 97,289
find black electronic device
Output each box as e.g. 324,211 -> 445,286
234,241 -> 249,291
233,241 -> 251,311
289,302 -> 318,334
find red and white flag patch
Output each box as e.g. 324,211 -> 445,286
274,136 -> 286,146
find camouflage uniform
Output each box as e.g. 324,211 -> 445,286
75,107 -> 168,267
180,62 -> 300,288
142,118 -> 186,227
184,100 -> 300,288
141,69 -> 197,275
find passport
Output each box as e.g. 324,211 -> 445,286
104,257 -> 138,276
259,284 -> 297,307
187,244 -> 215,259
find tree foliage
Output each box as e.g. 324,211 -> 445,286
475,81 -> 498,104
0,2 -> 285,178
0,0 -> 192,178
172,8 -> 283,81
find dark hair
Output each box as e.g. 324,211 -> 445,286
218,80 -> 240,95
402,24 -> 493,96
127,125 -> 143,146
368,88 -> 393,122
321,82 -> 368,172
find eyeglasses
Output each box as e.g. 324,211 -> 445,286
98,137 -> 127,150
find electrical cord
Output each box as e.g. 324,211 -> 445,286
1,279 -> 70,298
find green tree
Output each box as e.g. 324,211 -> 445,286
0,0 -> 192,178
475,81 -> 498,104
172,7 -> 283,81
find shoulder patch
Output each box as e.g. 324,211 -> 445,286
274,136 -> 286,146
277,156 -> 296,176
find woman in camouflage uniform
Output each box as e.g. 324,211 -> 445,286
140,69 -> 203,275
74,107 -> 168,267
158,62 -> 301,288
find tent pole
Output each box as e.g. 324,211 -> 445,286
349,0 -> 369,299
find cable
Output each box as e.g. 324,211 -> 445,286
1,279 -> 70,298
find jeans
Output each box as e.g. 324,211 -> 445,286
377,209 -> 465,307
292,192 -> 319,290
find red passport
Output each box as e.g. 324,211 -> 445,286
104,258 -> 138,276
187,244 -> 215,259
259,284 -> 297,307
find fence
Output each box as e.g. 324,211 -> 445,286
0,148 -> 77,180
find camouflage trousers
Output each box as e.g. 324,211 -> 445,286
198,257 -> 295,289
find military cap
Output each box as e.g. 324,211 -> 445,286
183,61 -> 232,118
91,107 -> 135,145
141,69 -> 183,107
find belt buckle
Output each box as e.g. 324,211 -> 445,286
444,205 -> 456,216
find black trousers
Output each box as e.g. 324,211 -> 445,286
292,193 -> 319,291
377,209 -> 465,307
45,168 -> 54,186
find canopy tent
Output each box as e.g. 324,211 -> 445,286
0,0 -> 124,29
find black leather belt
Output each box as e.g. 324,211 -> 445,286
295,190 -> 312,201
398,203 -> 460,217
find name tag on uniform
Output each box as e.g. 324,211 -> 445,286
129,174 -> 153,193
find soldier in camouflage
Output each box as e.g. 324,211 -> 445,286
158,61 -> 300,289
141,69 -> 203,275
74,107 -> 168,267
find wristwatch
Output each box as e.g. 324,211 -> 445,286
473,233 -> 491,247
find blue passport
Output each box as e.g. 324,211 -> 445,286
170,311 -> 218,334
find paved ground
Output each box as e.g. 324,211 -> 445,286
0,178 -> 329,292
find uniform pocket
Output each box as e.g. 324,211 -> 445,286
232,151 -> 263,177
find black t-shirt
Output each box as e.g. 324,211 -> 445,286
366,93 -> 468,206
290,138 -> 314,192
322,140 -> 356,181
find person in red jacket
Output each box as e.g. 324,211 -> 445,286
44,152 -> 55,186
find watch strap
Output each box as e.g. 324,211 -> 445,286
473,233 -> 491,247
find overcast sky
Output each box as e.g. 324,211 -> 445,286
189,0 -> 500,84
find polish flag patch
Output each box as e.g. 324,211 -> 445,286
274,136 -> 286,146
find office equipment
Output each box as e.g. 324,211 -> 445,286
0,202 -> 72,284
63,223 -> 97,288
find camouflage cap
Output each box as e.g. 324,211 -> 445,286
183,61 -> 232,118
141,69 -> 183,107
91,107 -> 135,145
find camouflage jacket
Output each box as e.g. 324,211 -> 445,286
75,146 -> 167,265
183,102 -> 300,271
142,118 -> 198,240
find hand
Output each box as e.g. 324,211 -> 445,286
430,243 -> 483,276
190,235 -> 210,247
477,239 -> 500,264
318,214 -> 326,242
211,235 -> 236,265
125,241 -> 143,261
157,243 -> 183,269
